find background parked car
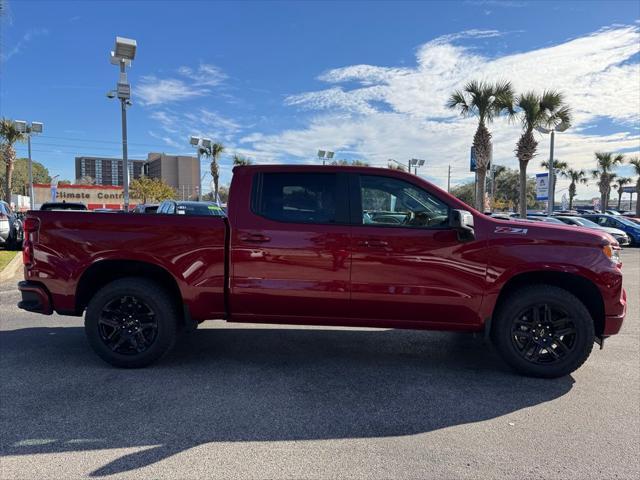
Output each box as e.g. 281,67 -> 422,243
157,200 -> 226,216
582,213 -> 640,246
555,215 -> 630,246
523,215 -> 566,224
0,200 -> 24,250
131,204 -> 159,214
40,202 -> 88,211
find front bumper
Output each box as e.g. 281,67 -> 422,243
17,281 -> 53,315
614,235 -> 630,246
602,288 -> 627,337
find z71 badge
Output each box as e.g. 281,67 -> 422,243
494,226 -> 528,235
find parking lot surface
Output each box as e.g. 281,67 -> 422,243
1,250 -> 638,479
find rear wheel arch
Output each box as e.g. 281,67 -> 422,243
493,270 -> 605,337
76,260 -> 184,321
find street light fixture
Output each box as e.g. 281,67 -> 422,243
189,135 -> 212,201
108,36 -> 137,210
409,158 -> 426,175
14,120 -> 44,209
317,150 -> 335,166
536,121 -> 569,215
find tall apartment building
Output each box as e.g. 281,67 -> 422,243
75,156 -> 145,186
145,153 -> 201,199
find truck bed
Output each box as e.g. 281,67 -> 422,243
25,211 -> 227,321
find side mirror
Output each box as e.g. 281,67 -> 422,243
449,209 -> 475,241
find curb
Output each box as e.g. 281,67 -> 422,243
0,252 -> 22,283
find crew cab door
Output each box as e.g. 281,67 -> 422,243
230,171 -> 352,322
348,173 -> 486,328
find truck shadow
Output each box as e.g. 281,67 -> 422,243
0,325 -> 574,477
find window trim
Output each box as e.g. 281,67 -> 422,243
350,173 -> 453,230
250,172 -> 351,226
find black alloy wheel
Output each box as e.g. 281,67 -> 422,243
97,295 -> 158,354
510,303 -> 577,364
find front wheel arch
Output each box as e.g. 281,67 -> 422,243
493,271 -> 605,337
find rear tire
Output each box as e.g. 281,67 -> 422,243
85,277 -> 178,368
491,285 -> 595,378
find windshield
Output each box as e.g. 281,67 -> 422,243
615,216 -> 640,228
572,217 -> 601,228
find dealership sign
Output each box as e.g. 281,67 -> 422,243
535,173 -> 549,201
33,184 -> 141,209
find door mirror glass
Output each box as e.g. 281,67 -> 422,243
449,209 -> 475,240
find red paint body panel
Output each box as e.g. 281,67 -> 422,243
21,165 -> 626,339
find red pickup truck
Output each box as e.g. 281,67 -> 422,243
18,165 -> 626,377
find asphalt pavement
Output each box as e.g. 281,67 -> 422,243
1,250 -> 638,479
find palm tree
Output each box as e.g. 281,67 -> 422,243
630,157 -> 640,216
0,118 -> 27,202
201,142 -> 224,201
232,154 -> 253,166
562,168 -> 588,210
592,152 -> 624,212
447,80 -> 514,211
514,91 -> 571,218
614,177 -> 632,210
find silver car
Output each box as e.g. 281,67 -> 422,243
0,201 -> 23,250
555,215 -> 630,246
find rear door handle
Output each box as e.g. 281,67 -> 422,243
367,240 -> 388,247
240,233 -> 271,243
356,239 -> 388,247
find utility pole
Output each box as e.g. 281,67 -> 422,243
447,165 -> 451,192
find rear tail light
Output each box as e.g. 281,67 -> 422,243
22,217 -> 40,267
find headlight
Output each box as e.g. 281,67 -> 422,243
602,244 -> 621,266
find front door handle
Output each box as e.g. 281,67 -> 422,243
367,240 -> 388,247
240,233 -> 271,243
356,239 -> 388,247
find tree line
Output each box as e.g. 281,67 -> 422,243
446,81 -> 639,217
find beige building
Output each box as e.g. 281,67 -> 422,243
145,153 -> 201,199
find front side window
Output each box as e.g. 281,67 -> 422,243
359,175 -> 449,228
254,173 -> 338,224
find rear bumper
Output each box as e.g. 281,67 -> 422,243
17,280 -> 53,315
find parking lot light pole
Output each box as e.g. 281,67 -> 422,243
409,158 -> 425,175
536,122 -> 569,215
108,36 -> 137,210
190,136 -> 212,201
14,121 -> 43,210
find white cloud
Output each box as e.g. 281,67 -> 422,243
177,63 -> 227,86
239,25 -> 640,199
136,77 -> 209,106
135,63 -> 226,106
1,28 -> 49,62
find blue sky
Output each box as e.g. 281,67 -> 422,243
1,0 -> 639,198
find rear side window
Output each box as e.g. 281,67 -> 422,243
253,173 -> 338,224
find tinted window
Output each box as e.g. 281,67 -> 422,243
359,175 -> 449,228
255,173 -> 338,224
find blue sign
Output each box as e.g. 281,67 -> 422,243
536,173 -> 549,201
470,146 -> 477,172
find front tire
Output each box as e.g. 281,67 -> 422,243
491,285 -> 595,378
85,278 -> 178,368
